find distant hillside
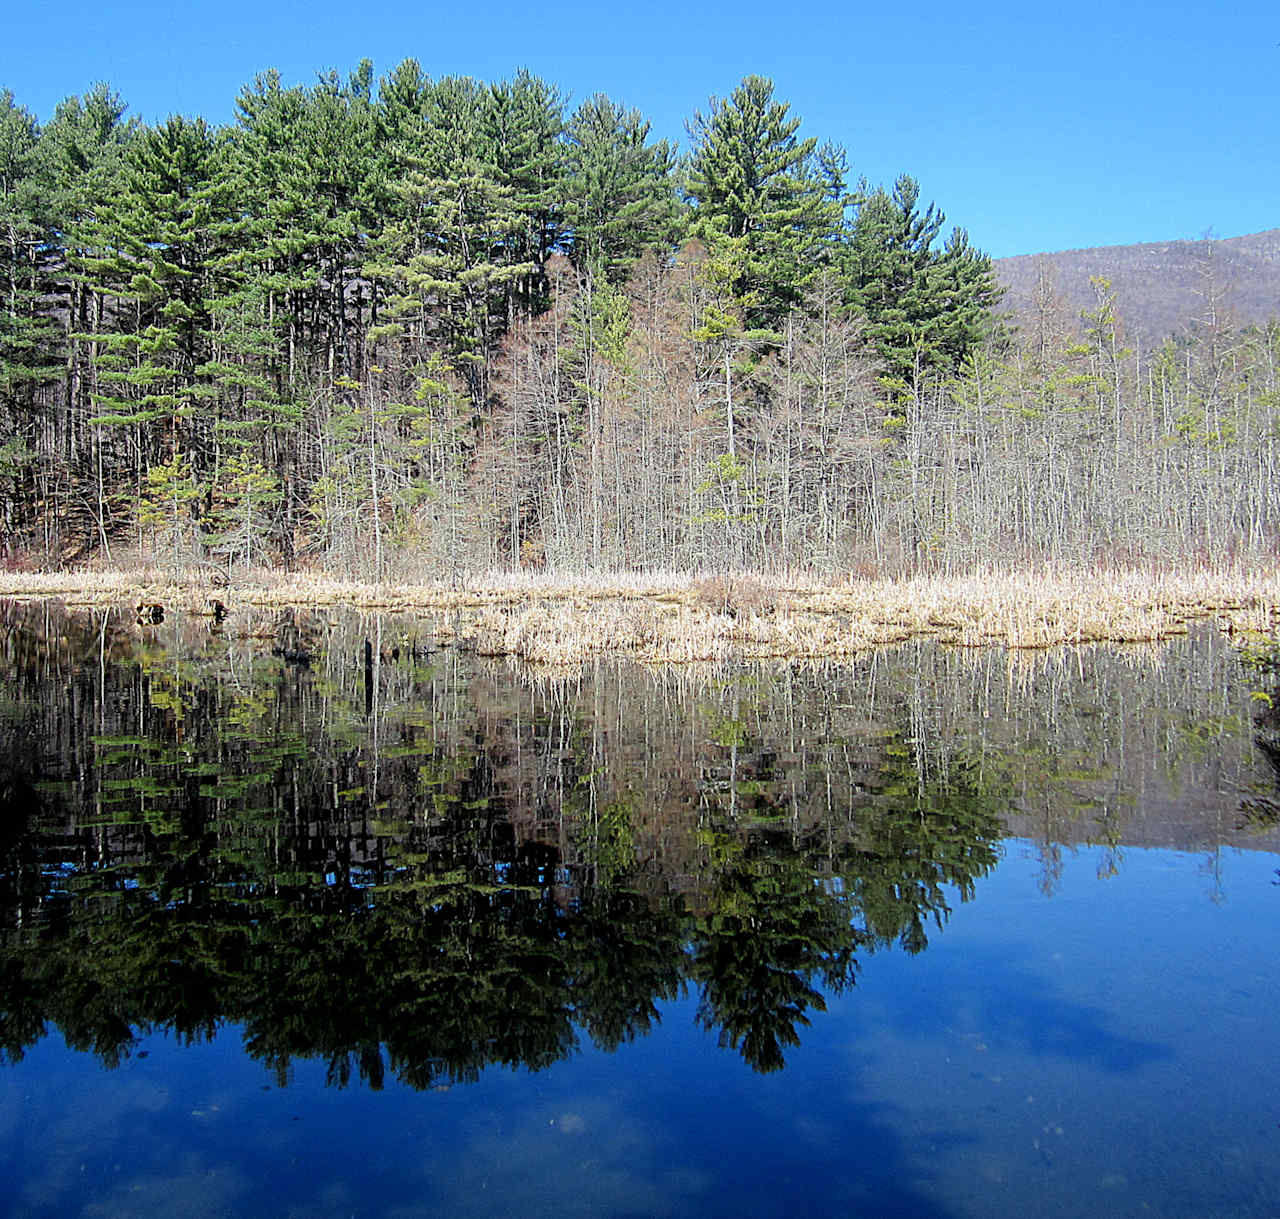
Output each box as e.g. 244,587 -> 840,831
995,229 -> 1280,344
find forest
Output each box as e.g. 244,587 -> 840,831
0,61 -> 1277,579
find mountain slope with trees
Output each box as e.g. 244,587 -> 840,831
995,228 -> 1280,345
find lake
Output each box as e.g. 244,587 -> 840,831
0,599 -> 1277,1218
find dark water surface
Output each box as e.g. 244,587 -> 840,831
0,600 -> 1278,1218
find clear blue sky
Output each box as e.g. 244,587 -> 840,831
2,0 -> 1275,259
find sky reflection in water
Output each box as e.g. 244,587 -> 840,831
2,847 -> 1277,1219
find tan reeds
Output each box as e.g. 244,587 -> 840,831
1,562 -> 1277,664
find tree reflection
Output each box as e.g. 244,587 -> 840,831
691,850 -> 859,1072
0,604 -> 1025,1082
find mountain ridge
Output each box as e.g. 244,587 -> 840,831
994,228 -> 1280,343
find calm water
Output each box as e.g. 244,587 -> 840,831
0,600 -> 1278,1218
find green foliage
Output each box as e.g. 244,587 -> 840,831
365,72 -> 547,409
844,174 -> 1000,383
85,116 -> 223,448
225,64 -> 381,388
137,449 -> 202,558
686,75 -> 840,327
695,452 -> 756,518
565,273 -> 633,399
563,92 -> 679,280
0,92 -> 61,404
202,450 -> 280,571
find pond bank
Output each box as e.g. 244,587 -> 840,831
1,565 -> 1277,664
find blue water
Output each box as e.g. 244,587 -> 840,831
2,842 -> 1276,1219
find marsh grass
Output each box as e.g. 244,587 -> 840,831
1,563 -> 1277,665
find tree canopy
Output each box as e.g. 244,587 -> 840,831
844,173 -> 1001,383
685,74 -> 841,327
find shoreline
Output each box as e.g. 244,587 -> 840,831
1,565 -> 1277,664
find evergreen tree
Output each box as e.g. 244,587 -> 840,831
0,91 -> 58,537
484,69 -> 566,302
202,449 -> 280,572
85,115 -> 223,460
563,92 -> 679,281
33,83 -> 137,553
686,76 -> 839,327
221,64 -> 381,560
369,76 -> 532,410
375,58 -> 432,163
36,83 -> 136,433
226,64 -> 379,390
136,448 -> 202,565
0,92 -> 59,403
844,174 -> 1000,385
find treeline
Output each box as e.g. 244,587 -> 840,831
0,63 -> 1276,576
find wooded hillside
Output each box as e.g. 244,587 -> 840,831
996,229 -> 1280,345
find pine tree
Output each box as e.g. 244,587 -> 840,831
686,76 -> 839,328
34,83 -> 137,554
202,449 -> 280,572
226,64 -> 379,391
563,93 -> 679,281
220,64 -> 382,562
844,174 -> 1000,386
485,69 -> 566,305
0,91 -> 59,539
85,116 -> 222,453
375,58 -> 432,162
0,92 -> 59,401
369,76 -> 533,410
137,448 -> 201,566
37,85 -> 136,421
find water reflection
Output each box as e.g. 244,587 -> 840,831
0,600 -> 1273,1089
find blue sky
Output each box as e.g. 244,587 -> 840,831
1,0 -> 1274,259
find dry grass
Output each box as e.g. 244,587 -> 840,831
2,562 -> 1277,665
